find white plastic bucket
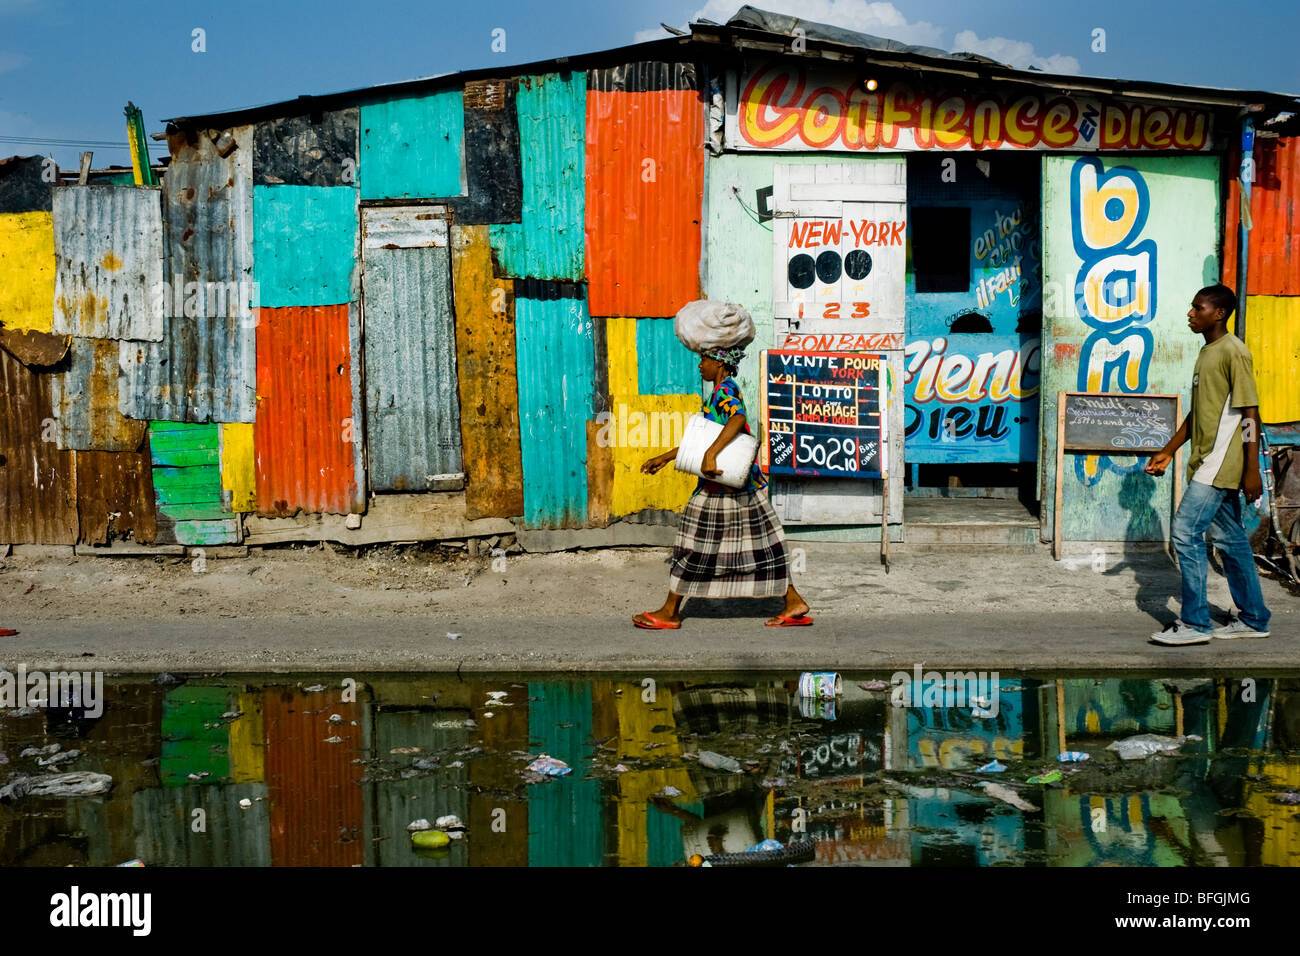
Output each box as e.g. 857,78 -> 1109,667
674,414 -> 759,489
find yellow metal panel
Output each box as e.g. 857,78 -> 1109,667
229,691 -> 265,783
606,317 -> 638,398
0,211 -> 55,332
451,225 -> 525,518
610,394 -> 699,518
220,423 -> 257,512
1240,296 -> 1300,423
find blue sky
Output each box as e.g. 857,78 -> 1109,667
2,0 -> 1297,169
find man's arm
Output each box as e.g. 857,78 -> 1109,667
1241,406 -> 1262,502
1144,412 -> 1191,477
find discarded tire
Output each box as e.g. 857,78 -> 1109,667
702,840 -> 815,867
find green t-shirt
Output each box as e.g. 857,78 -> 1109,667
1186,333 -> 1260,489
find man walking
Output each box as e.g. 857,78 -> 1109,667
1145,284 -> 1271,645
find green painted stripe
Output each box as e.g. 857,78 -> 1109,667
172,518 -> 239,546
151,447 -> 219,468
158,503 -> 231,521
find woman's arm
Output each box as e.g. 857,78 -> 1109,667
701,414 -> 746,477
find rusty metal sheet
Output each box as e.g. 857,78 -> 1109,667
363,213 -> 463,492
263,687 -> 365,867
254,304 -> 365,514
119,126 -> 256,423
52,184 -> 165,341
1225,136 -> 1300,296
452,80 -> 522,224
0,326 -> 69,366
253,108 -> 358,187
451,224 -> 524,518
587,61 -> 699,92
51,337 -> 149,451
0,155 -> 52,213
584,84 -> 704,317
75,446 -> 157,545
0,347 -> 77,544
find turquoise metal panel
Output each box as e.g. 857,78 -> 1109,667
515,293 -> 594,528
489,73 -> 586,280
526,681 -> 603,867
1041,155 -> 1220,543
253,185 -> 356,307
635,317 -> 698,395
359,91 -> 465,201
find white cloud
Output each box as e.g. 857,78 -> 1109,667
952,30 -> 1080,74
639,0 -> 945,47
0,51 -> 29,74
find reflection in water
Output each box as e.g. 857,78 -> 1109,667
1,673 -> 1298,867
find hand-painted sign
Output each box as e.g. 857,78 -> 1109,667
780,331 -> 903,351
730,65 -> 1213,153
764,351 -> 886,479
904,336 -> 1040,463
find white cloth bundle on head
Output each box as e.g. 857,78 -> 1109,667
673,300 -> 755,353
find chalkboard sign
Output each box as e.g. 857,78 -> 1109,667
1061,392 -> 1179,452
764,351 -> 886,478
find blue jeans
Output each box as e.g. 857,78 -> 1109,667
1170,481 -> 1270,632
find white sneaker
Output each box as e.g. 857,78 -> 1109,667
1212,619 -> 1270,639
1150,621 -> 1212,646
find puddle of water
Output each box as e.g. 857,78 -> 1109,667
1,672 -> 1297,867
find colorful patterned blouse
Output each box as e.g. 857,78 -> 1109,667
697,377 -> 766,495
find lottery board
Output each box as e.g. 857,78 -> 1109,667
764,351 -> 887,479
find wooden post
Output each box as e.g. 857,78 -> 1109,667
1056,680 -> 1066,757
1054,391 -> 1066,561
77,151 -> 92,185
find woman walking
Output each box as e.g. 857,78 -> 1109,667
633,305 -> 812,630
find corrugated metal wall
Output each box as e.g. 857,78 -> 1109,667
0,343 -> 78,544
526,681 -> 604,866
1224,136 -> 1300,296
119,127 -> 257,423
76,447 -> 157,545
451,225 -> 525,519
263,687 -> 365,867
362,232 -> 463,491
0,211 -> 56,333
585,64 -> 704,317
359,91 -> 465,201
1236,296 -> 1300,423
51,336 -> 149,451
490,72 -> 588,280
52,184 -> 164,341
254,304 -> 365,515
515,287 -> 595,528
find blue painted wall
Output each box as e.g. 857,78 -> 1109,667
253,185 -> 356,307
515,293 -> 595,528
635,317 -> 698,395
359,91 -> 465,200
489,72 -> 586,281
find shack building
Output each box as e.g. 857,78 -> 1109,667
3,7 -> 1297,555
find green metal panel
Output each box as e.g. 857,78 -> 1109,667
148,421 -> 238,543
526,681 -> 603,866
359,91 -> 465,201
1041,155 -> 1220,543
160,685 -> 232,787
489,73 -> 586,280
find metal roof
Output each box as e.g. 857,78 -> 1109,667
166,9 -> 1298,131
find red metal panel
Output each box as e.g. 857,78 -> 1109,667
263,687 -> 364,867
585,89 -> 704,317
1224,136 -> 1300,296
254,304 -> 362,515
0,347 -> 77,544
75,446 -> 158,545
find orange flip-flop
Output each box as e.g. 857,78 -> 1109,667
633,612 -> 681,630
766,613 -> 814,627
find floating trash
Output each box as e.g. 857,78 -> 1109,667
976,760 -> 1008,773
1058,751 -> 1090,763
1027,770 -> 1063,784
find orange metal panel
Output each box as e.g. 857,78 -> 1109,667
263,687 -> 364,867
0,347 -> 77,544
584,88 -> 704,317
254,304 -> 364,515
1224,136 -> 1300,296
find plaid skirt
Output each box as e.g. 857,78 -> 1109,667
668,487 -> 790,598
